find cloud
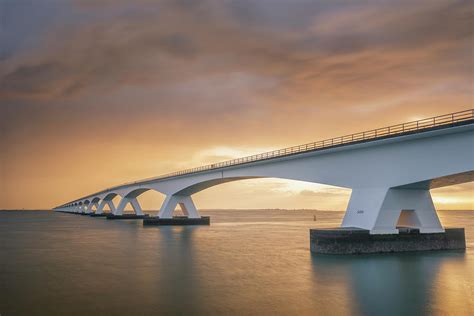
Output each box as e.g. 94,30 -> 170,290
300,188 -> 347,198
0,61 -> 67,99
0,0 -> 470,139
2,0 -> 471,103
0,0 -> 472,208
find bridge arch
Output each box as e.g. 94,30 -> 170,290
174,177 -> 262,196
96,193 -> 120,214
103,192 -> 119,201
86,197 -> 101,213
123,188 -> 153,199
114,187 -> 166,216
91,197 -> 100,203
155,176 -> 331,219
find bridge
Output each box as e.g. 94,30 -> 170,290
55,109 -> 474,235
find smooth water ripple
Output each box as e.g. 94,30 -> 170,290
0,210 -> 473,315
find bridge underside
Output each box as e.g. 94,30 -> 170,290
58,172 -> 472,234
56,177 -> 473,235
396,171 -> 474,189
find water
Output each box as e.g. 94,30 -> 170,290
1,210 -> 473,315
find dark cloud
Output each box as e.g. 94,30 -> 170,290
1,0 -> 471,108
158,34 -> 197,58
0,0 -> 471,129
0,62 -> 66,98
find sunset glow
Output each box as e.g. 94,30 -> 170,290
0,0 -> 472,210
1,2 -> 473,315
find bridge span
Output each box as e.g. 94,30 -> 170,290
55,109 -> 474,235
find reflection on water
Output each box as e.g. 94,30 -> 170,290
311,251 -> 469,315
0,210 -> 473,315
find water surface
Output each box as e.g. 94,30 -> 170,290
0,210 -> 473,315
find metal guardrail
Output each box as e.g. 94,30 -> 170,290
128,109 -> 474,181
59,109 -> 473,207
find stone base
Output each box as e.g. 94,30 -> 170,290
310,227 -> 466,255
106,214 -> 149,220
143,216 -> 210,226
57,211 -> 83,215
90,213 -> 108,217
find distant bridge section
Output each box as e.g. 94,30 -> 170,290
55,109 -> 474,234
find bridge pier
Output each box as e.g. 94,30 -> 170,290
144,194 -> 209,225
341,188 -> 444,234
158,195 -> 200,219
86,202 -> 99,214
96,199 -> 116,215
310,188 -> 463,254
105,197 -> 148,219
114,197 -> 144,216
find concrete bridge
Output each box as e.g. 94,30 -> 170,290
55,109 -> 474,234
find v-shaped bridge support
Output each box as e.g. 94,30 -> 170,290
96,200 -> 116,214
342,188 -> 444,234
114,197 -> 143,216
158,195 -> 200,219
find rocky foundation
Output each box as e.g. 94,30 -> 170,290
310,227 -> 466,255
143,216 -> 210,226
106,214 -> 149,220
89,213 -> 108,217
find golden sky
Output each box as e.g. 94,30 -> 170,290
0,0 -> 473,210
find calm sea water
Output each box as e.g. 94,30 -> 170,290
0,210 -> 473,315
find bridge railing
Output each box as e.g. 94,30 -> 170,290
128,109 -> 474,184
60,109 -> 473,205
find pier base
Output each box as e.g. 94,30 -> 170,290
310,227 -> 465,255
106,214 -> 149,220
59,211 -> 83,215
90,213 -> 108,217
143,216 -> 210,226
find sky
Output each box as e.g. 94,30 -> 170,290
0,0 -> 473,211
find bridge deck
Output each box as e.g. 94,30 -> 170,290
58,109 -> 473,206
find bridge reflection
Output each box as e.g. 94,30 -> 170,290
311,251 -> 467,315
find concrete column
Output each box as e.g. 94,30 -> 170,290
96,200 -> 116,214
86,202 -> 99,214
341,188 -> 444,234
85,203 -> 92,213
114,197 -> 143,216
158,195 -> 200,219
